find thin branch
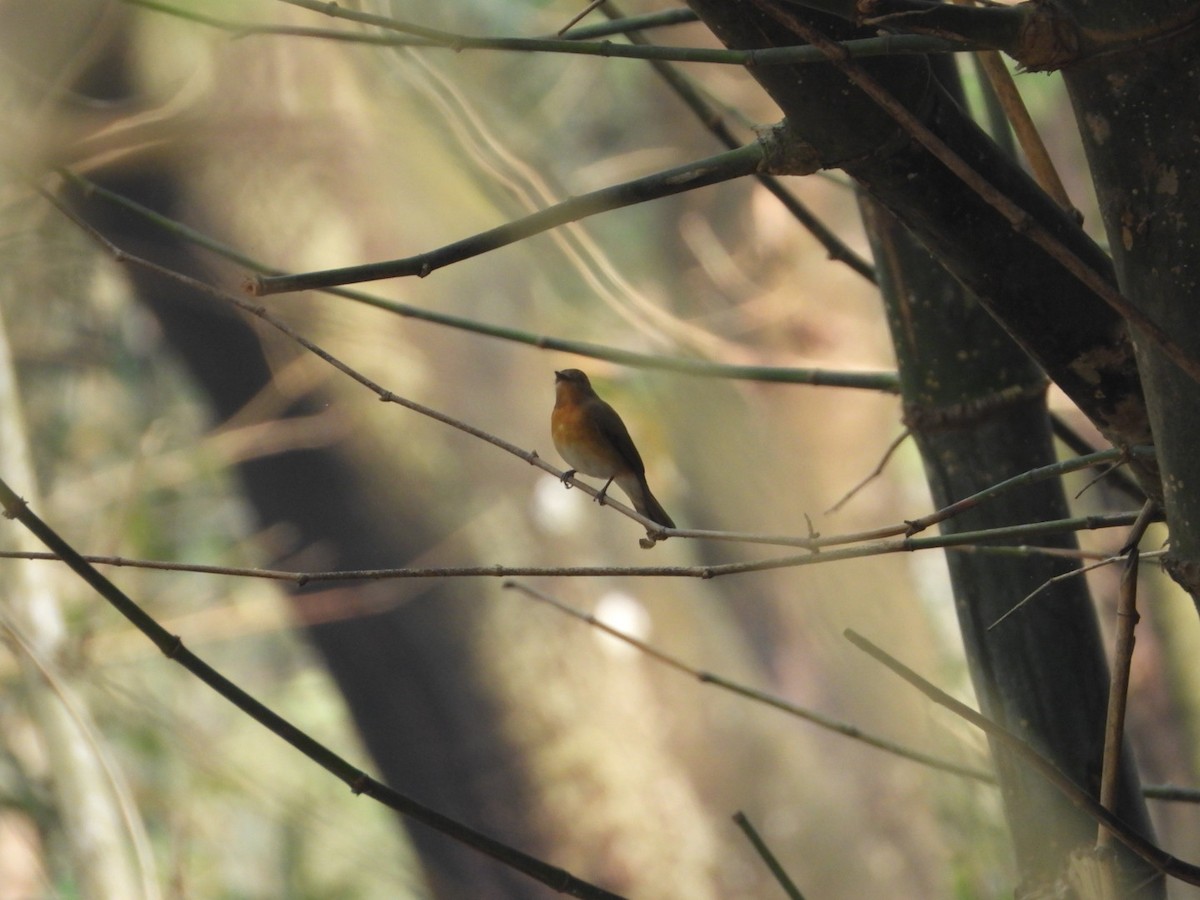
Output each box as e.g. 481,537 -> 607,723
0,510 -> 1151,585
753,0 -> 1200,387
826,427 -> 909,513
1098,548 -> 1140,852
844,629 -> 1200,887
1050,415 -> 1145,505
249,142 -> 765,295
904,447 -> 1146,535
0,479 -> 625,900
556,0 -> 607,36
127,0 -> 971,65
59,171 -> 899,392
558,8 -> 699,40
506,581 -> 993,782
1144,786 -> 1200,804
732,812 -> 808,900
858,0 -> 1029,57
987,550 -> 1165,632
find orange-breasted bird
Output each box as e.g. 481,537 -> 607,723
551,368 -> 675,530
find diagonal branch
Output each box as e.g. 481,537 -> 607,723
0,479 -> 626,900
249,142 -> 766,295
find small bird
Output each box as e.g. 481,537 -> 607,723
551,368 -> 675,530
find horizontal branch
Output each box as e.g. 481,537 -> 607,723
249,142 -> 766,295
0,510 -> 1149,584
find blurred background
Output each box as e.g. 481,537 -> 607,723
0,1 -> 1196,897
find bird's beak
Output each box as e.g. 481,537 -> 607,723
554,370 -> 565,381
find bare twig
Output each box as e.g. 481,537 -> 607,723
733,811 -> 808,899
904,447 -> 1146,536
0,509 -> 1150,585
557,0 -> 606,36
987,549 -> 1164,631
826,428 -> 909,513
557,8 -> 699,40
1098,548 -> 1140,854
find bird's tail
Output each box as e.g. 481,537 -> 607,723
620,474 -> 675,530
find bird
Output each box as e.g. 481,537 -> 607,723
551,368 -> 675,530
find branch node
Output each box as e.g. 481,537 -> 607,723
755,120 -> 822,177
162,634 -> 184,660
1,493 -> 26,519
1013,1 -> 1081,72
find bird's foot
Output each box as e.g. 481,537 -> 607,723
560,469 -> 576,488
594,477 -> 614,506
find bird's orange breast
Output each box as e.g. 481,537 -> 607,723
552,399 -> 626,478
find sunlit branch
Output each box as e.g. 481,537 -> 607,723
845,629 -> 1200,887
58,171 -> 898,391
249,142 -> 765,295
0,479 -> 625,900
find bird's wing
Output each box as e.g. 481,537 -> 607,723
592,400 -> 647,476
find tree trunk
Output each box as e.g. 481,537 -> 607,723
1059,0 -> 1200,605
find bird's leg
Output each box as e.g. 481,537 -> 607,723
560,468 -> 576,488
594,476 -> 615,506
